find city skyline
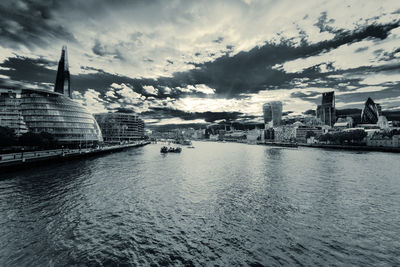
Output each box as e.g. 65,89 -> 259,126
0,0 -> 400,127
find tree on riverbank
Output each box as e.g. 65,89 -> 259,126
318,129 -> 367,144
0,126 -> 17,147
0,127 -> 59,149
306,131 -> 317,139
19,132 -> 58,148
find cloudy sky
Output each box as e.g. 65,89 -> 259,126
0,0 -> 399,126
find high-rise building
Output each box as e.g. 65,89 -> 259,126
95,111 -> 145,143
361,97 -> 380,124
316,91 -> 336,127
54,46 -> 71,98
263,101 -> 282,127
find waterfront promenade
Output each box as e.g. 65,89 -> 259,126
0,141 -> 150,170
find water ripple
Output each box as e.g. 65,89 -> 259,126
0,142 -> 400,266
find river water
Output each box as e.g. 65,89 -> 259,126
0,142 -> 399,266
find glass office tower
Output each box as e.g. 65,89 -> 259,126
316,91 -> 336,127
263,101 -> 282,127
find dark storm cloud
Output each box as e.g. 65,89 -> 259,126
213,37 -> 224,43
0,0 -> 162,49
378,47 -> 400,61
92,40 -> 109,57
0,78 -> 30,90
0,0 -> 76,48
0,55 -> 167,98
290,91 -> 323,105
2,20 -> 400,103
0,56 -> 56,84
355,46 -> 369,53
92,39 -> 125,60
165,21 -> 400,98
142,107 -> 243,123
1,14 -> 400,118
314,12 -> 336,33
337,87 -> 400,104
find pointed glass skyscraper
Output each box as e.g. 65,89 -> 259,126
361,97 -> 380,124
54,46 -> 71,98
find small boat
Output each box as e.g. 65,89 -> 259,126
187,146 -> 195,149
160,146 -> 182,153
182,140 -> 192,146
168,147 -> 182,153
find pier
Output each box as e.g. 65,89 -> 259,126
0,141 -> 150,171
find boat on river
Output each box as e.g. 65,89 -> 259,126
160,146 -> 182,153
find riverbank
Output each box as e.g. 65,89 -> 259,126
201,139 -> 400,153
299,143 -> 400,153
0,141 -> 150,171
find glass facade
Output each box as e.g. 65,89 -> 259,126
1,46 -> 103,145
18,89 -> 102,144
0,89 -> 28,135
316,91 -> 336,127
361,97 -> 380,124
54,46 -> 71,98
95,112 -> 145,142
263,101 -> 282,127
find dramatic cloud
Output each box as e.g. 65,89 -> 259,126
1,0 -> 400,127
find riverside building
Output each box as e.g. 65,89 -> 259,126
361,97 -> 380,124
20,88 -> 102,144
263,101 -> 282,128
94,111 -> 145,143
0,46 -> 103,145
316,91 -> 336,127
0,89 -> 28,135
295,125 -> 324,143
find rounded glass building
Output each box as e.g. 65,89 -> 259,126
0,46 -> 103,145
0,89 -> 28,135
19,89 -> 103,144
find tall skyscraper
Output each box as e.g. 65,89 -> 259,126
316,91 -> 336,127
263,101 -> 282,127
361,97 -> 380,124
54,46 -> 71,98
